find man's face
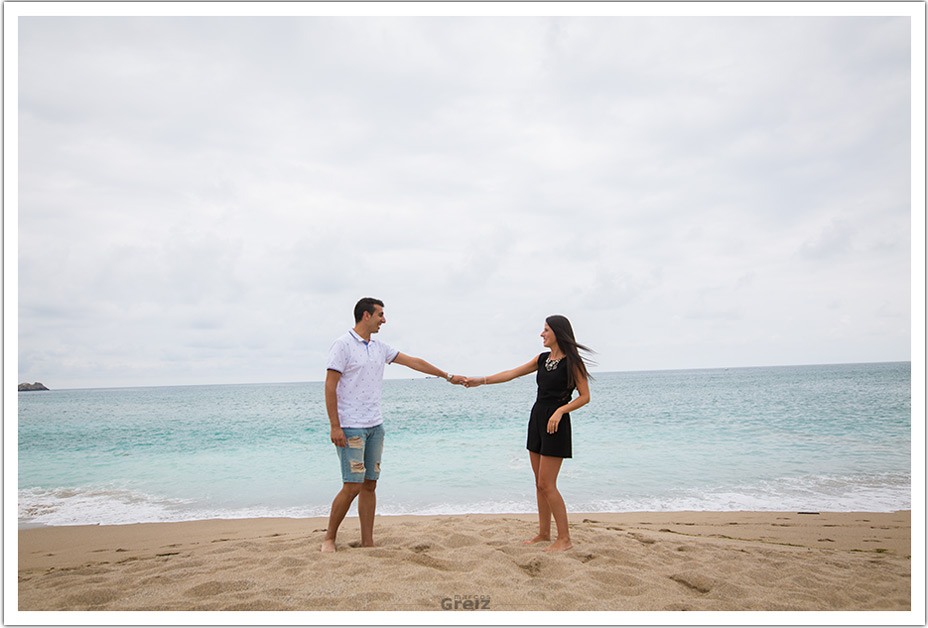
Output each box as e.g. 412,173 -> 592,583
365,305 -> 386,334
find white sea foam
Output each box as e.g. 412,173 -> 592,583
18,486 -> 335,527
19,487 -> 193,527
19,471 -> 910,528
576,473 -> 911,514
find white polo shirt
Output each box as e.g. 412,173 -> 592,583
326,329 -> 399,428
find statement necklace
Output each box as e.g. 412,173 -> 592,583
545,355 -> 563,371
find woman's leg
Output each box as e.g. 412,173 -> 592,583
524,451 -> 552,544
536,454 -> 572,551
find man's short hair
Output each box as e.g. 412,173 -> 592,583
354,298 -> 384,323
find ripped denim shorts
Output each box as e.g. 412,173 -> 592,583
336,424 -> 385,483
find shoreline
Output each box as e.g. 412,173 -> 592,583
16,507 -> 913,529
18,510 -> 911,611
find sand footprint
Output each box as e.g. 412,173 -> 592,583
518,556 -> 546,577
63,588 -> 120,608
589,568 -> 644,591
185,580 -> 254,598
404,551 -> 456,572
440,532 -> 483,549
669,572 -> 715,594
278,556 -> 308,567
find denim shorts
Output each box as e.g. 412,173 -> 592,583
336,425 -> 385,483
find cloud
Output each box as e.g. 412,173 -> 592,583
15,13 -> 913,387
800,218 -> 855,261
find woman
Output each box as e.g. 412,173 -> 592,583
464,315 -> 593,551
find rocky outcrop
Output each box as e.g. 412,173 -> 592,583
18,382 -> 49,391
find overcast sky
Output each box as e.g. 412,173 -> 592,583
14,7 -> 916,389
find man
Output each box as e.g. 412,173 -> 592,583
322,297 -> 464,552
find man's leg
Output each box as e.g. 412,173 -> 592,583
322,429 -> 367,552
357,425 -> 384,548
357,479 -> 377,547
322,482 -> 362,552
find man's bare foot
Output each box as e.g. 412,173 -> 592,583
523,533 -> 551,545
321,539 -> 336,553
543,538 -> 573,552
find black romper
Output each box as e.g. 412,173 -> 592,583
526,352 -> 575,458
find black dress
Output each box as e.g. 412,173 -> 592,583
526,352 -> 574,458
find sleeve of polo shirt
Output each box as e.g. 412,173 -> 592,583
383,342 -> 399,365
326,338 -> 348,374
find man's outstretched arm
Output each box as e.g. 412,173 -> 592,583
392,352 -> 465,384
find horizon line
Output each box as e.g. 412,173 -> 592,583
18,359 -> 912,393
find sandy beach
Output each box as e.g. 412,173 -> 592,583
18,511 -> 910,612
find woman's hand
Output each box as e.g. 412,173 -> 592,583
547,411 -> 563,434
463,377 -> 482,388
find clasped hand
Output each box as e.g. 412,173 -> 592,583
446,375 -> 482,387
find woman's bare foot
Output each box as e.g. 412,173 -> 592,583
543,538 -> 573,552
321,539 -> 336,552
523,533 -> 551,545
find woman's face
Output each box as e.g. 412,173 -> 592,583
541,323 -> 556,349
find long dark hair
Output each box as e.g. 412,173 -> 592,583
546,314 -> 595,388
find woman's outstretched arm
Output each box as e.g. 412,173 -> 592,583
464,356 -> 539,388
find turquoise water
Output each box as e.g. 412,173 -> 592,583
18,362 -> 911,527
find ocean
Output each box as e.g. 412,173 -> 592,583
18,362 -> 911,528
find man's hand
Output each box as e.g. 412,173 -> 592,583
449,375 -> 467,385
330,426 -> 347,448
